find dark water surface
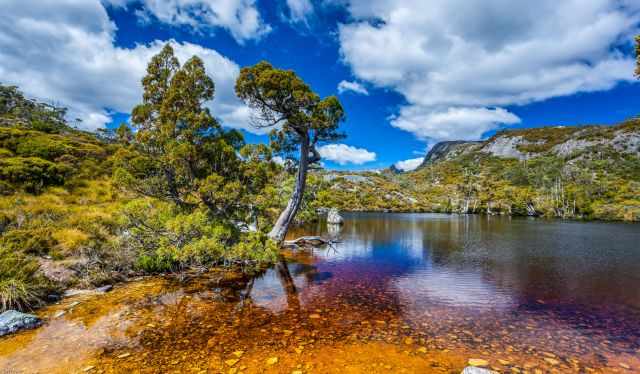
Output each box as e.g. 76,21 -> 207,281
1,213 -> 639,373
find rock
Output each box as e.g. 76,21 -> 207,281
0,310 -> 41,337
468,359 -> 490,367
461,367 -> 497,374
421,141 -> 482,166
64,285 -> 112,297
225,359 -> 239,366
96,285 -> 113,293
266,357 -> 279,365
543,358 -> 560,366
327,208 -> 344,225
53,310 -> 66,318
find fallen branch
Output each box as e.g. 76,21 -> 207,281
283,236 -> 331,247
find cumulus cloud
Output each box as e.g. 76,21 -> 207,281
391,107 -> 521,142
317,144 -> 376,165
0,0 -> 261,133
286,0 -> 314,24
338,0 -> 640,143
337,80 -> 369,95
105,0 -> 270,44
394,157 -> 423,172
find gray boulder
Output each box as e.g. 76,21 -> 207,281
326,208 -> 344,225
0,310 -> 41,336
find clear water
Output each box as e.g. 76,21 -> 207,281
1,213 -> 639,373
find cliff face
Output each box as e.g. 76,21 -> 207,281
419,141 -> 482,167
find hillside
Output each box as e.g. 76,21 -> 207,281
317,120 -> 640,221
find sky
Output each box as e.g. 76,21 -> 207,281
1,0 -> 639,171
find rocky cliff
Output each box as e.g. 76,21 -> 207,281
421,121 -> 640,165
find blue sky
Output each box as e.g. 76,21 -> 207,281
1,0 -> 639,170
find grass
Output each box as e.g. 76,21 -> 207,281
0,249 -> 51,311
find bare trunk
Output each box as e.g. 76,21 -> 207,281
268,138 -> 310,244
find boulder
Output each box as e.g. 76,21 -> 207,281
0,310 -> 41,337
461,367 -> 497,374
326,208 -> 344,225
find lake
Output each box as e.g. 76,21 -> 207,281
1,213 -> 639,373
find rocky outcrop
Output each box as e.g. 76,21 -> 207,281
0,310 -> 41,336
421,141 -> 482,167
613,129 -> 640,156
327,208 -> 344,225
481,135 -> 528,160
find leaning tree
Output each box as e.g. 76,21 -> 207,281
235,61 -> 345,243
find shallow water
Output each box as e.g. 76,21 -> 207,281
1,213 -> 640,373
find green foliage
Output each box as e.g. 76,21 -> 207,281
0,248 -> 51,311
120,44 -> 273,225
0,157 -> 70,193
120,199 -> 277,273
235,61 -> 345,163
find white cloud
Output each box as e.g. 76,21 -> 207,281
0,0 -> 261,133
317,144 -> 376,165
104,0 -> 271,44
391,107 -> 521,142
337,80 -> 369,95
394,157 -> 422,172
338,0 -> 640,143
286,0 -> 314,24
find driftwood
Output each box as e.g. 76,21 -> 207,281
282,236 -> 338,250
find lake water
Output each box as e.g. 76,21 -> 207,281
1,213 -> 639,373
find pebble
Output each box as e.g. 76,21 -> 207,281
544,358 -> 560,366
468,359 -> 489,367
266,357 -> 279,365
309,314 -> 321,319
225,359 -> 239,366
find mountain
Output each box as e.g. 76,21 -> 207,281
317,120 -> 640,221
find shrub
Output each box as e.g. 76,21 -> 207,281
0,249 -> 51,312
0,157 -> 71,193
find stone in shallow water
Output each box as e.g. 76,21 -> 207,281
461,367 -> 497,374
468,359 -> 490,367
0,310 -> 41,337
327,208 -> 344,225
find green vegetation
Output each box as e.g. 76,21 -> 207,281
0,47 -> 289,311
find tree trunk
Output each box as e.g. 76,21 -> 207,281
268,137 -> 310,244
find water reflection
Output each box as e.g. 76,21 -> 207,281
2,213 -> 640,373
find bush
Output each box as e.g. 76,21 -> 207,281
120,199 -> 278,273
0,249 -> 51,312
0,157 -> 71,193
